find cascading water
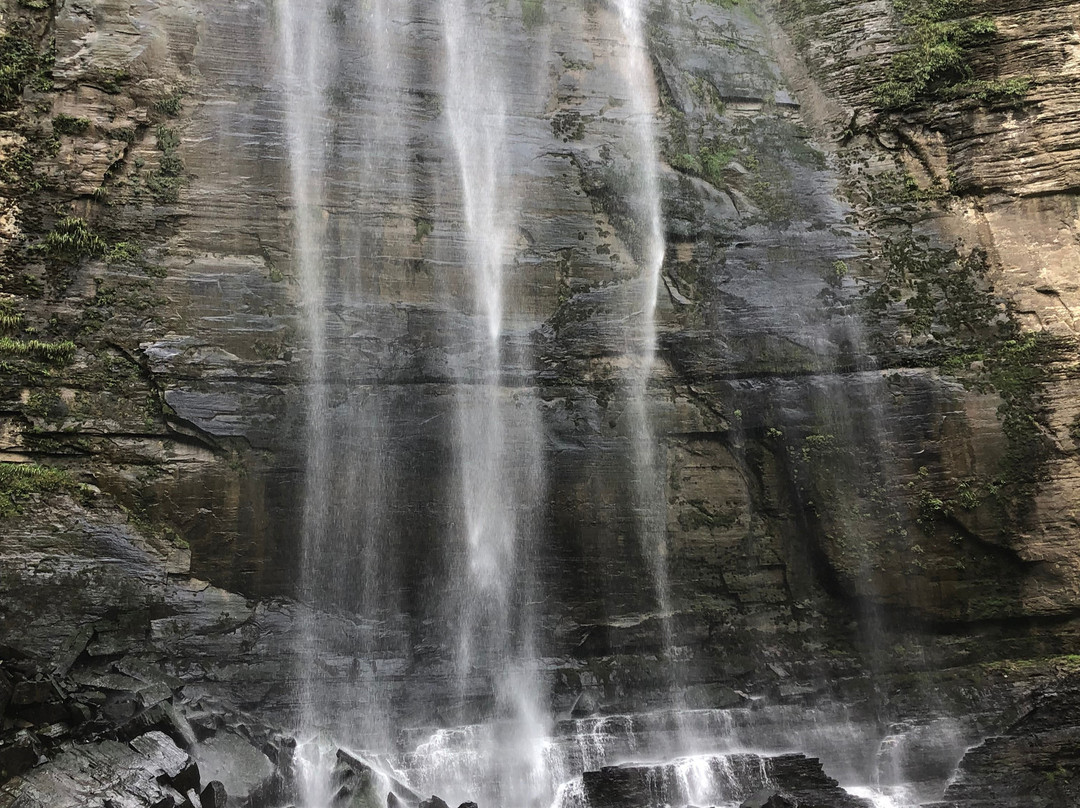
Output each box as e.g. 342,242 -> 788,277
268,0 -> 954,805
614,0 -> 679,700
274,0 -> 332,746
437,0 -> 549,803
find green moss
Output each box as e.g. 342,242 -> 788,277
52,114 -> 90,135
413,217 -> 433,243
91,68 -> 130,95
0,462 -> 91,518
551,109 -> 585,142
874,1 -> 1022,110
670,138 -> 736,187
865,234 -> 1069,518
521,0 -> 544,29
940,76 -> 1033,107
801,432 -> 839,462
105,241 -> 141,264
148,125 -> 184,203
24,389 -> 63,418
867,170 -> 950,206
0,28 -> 54,109
145,171 -> 182,203
747,178 -> 793,223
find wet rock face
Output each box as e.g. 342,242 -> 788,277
2,0 -> 1080,771
581,753 -> 872,808
0,600 -> 307,806
926,674 -> 1080,808
0,731 -> 196,808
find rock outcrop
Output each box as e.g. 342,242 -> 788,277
581,753 -> 872,808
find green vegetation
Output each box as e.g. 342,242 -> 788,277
824,260 -> 848,288
864,235 -> 1000,342
0,28 -> 54,109
874,1 -> 1026,110
521,0 -> 544,29
747,178 -> 793,224
52,114 -> 90,135
146,125 -> 184,203
105,241 -> 141,264
670,139 -> 736,187
153,91 -> 183,117
0,299 -> 25,332
33,217 -> 108,262
939,76 -> 1032,107
413,217 -> 433,243
0,462 -> 90,518
800,432 -> 839,463
866,170 -> 950,206
0,336 -> 77,363
155,125 -> 180,152
864,234 -> 1069,517
90,68 -> 130,95
551,109 -> 585,142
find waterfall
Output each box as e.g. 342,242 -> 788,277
277,0 -> 408,774
440,0 -> 549,804
615,0 -> 677,693
269,0 -> 916,805
275,0 -> 333,761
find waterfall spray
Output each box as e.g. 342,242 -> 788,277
615,0 -> 677,693
440,0 -> 549,803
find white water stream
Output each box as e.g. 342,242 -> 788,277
270,0 -> 948,805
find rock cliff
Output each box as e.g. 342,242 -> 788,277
3,0 -> 1080,802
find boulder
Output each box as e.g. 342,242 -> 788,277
194,731 -> 274,807
331,750 -> 383,808
741,792 -> 795,808
0,731 -> 198,807
201,781 -> 228,808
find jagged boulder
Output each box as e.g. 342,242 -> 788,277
0,731 -> 197,808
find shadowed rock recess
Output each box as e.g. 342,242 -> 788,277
2,0 -> 1080,805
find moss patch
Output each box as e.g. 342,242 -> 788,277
874,1 -> 1029,110
0,462 -> 90,517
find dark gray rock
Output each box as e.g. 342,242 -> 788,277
194,731 -> 274,807
0,732 -> 40,785
741,792 -> 795,808
582,754 -> 870,808
0,670 -> 11,717
201,780 -> 228,808
332,750 -> 384,808
930,677 -> 1080,808
0,730 -> 197,807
